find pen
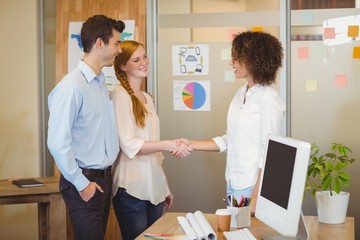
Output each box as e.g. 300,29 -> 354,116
247,197 -> 252,206
238,195 -> 244,207
232,196 -> 238,207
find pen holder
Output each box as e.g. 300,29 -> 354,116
227,206 -> 251,228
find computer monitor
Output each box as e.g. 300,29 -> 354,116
255,134 -> 310,240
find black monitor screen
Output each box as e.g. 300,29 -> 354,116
260,139 -> 297,209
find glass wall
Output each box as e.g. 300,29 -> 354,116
151,0 -> 284,213
289,1 -> 359,236
149,0 -> 359,236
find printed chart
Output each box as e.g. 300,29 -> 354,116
172,44 -> 209,76
182,82 -> 206,109
173,80 -> 210,111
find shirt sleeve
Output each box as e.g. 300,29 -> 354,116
47,82 -> 90,191
258,90 -> 286,168
212,133 -> 228,152
111,89 -> 145,159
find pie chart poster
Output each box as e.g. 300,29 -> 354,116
173,80 -> 211,111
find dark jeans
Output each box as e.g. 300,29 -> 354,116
112,187 -> 164,240
60,174 -> 112,240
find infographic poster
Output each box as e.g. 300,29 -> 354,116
172,44 -> 209,76
173,80 -> 211,111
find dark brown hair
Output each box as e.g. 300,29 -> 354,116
232,31 -> 283,85
81,15 -> 125,53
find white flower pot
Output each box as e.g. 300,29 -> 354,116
315,191 -> 350,224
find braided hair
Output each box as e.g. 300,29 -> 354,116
114,40 -> 148,128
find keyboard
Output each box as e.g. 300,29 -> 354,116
223,228 -> 256,240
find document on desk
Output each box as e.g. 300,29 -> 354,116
177,211 -> 217,240
12,179 -> 44,188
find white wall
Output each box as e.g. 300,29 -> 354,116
0,0 -> 40,239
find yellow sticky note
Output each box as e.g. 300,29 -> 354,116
298,47 -> 309,59
252,26 -> 263,32
324,27 -> 335,39
221,48 -> 232,61
353,46 -> 360,59
306,79 -> 317,92
348,25 -> 359,38
335,75 -> 347,88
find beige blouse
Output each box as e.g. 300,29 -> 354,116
110,85 -> 170,205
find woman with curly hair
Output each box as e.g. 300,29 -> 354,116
179,31 -> 286,215
110,40 -> 192,240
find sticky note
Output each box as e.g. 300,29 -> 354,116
224,70 -> 235,82
306,79 -> 317,92
323,27 -> 335,39
298,47 -> 309,59
314,46 -> 328,59
302,12 -> 314,25
228,29 -> 238,40
335,75 -> 347,87
252,26 -> 263,32
221,48 -> 232,61
353,46 -> 360,59
348,25 -> 359,38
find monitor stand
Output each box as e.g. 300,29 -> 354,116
263,211 -> 309,240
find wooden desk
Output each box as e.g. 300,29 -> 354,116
135,212 -> 355,240
0,176 -> 66,240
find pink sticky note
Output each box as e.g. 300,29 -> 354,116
298,47 -> 309,59
324,27 -> 335,39
228,29 -> 238,40
335,75 -> 347,87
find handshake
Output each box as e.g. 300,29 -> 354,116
169,138 -> 193,158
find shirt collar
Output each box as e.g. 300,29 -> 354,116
78,60 -> 105,83
241,83 -> 263,99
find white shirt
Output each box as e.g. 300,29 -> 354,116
110,85 -> 170,205
213,83 -> 286,190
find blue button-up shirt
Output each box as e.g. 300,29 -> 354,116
47,61 -> 119,191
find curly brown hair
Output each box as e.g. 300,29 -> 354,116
231,31 -> 283,85
114,40 -> 148,128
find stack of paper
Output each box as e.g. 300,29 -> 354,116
177,211 -> 217,240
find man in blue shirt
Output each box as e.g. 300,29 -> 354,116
47,15 -> 124,240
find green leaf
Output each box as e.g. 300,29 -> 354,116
338,172 -> 350,181
324,162 -> 333,170
335,162 -> 347,171
334,178 -> 340,194
322,176 -> 332,190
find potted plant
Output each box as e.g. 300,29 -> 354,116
306,142 -> 356,224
